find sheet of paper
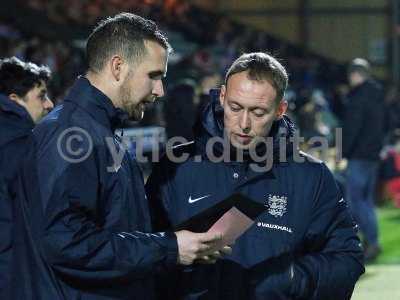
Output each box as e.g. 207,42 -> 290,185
207,206 -> 254,249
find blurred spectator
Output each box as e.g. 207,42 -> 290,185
331,84 -> 348,120
164,80 -> 196,140
378,85 -> 400,207
342,58 -> 385,262
380,134 -> 400,208
196,72 -> 222,116
0,56 -> 53,297
385,149 -> 400,208
384,84 -> 400,142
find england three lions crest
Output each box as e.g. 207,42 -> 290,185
267,195 -> 287,218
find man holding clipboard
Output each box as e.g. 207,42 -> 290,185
146,52 -> 365,299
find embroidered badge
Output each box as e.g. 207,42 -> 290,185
267,194 -> 287,218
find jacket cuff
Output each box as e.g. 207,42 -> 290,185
290,262 -> 312,299
162,231 -> 178,269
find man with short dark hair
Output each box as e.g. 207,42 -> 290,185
11,13 -> 225,300
0,57 -> 53,122
146,52 -> 365,299
343,58 -> 385,262
0,56 -> 53,296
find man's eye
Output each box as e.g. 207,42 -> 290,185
149,73 -> 164,80
230,105 -> 241,112
253,109 -> 267,117
150,75 -> 162,80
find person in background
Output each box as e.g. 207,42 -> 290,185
164,80 -> 196,141
342,58 -> 385,262
0,56 -> 53,297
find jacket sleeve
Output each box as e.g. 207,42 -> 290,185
0,140 -> 27,292
290,163 -> 365,299
248,163 -> 364,300
145,159 -> 182,300
145,160 -> 174,232
342,91 -> 365,158
0,175 -> 11,290
31,134 -> 178,284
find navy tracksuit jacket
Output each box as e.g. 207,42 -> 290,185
146,89 -> 365,300
10,77 -> 178,299
0,94 -> 35,297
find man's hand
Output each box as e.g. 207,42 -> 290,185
196,246 -> 233,264
175,230 -> 223,265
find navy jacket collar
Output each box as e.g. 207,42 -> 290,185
0,93 -> 35,147
0,93 -> 34,122
64,77 -> 128,130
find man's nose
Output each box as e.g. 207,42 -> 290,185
239,110 -> 251,133
152,80 -> 164,98
43,97 -> 54,110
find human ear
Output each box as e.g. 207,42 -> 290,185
219,85 -> 226,106
110,55 -> 124,82
275,100 -> 288,120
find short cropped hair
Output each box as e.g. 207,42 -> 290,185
348,58 -> 370,78
225,52 -> 288,102
86,12 -> 172,72
0,56 -> 51,97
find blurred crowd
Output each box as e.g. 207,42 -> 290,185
24,0 -> 215,43
1,0 -> 400,204
0,20 -> 85,100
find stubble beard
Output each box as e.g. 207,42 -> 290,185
119,81 -> 144,121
